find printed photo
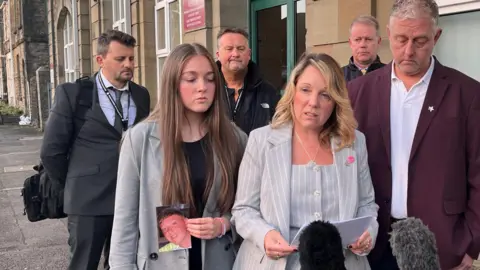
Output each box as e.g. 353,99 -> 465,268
156,205 -> 192,252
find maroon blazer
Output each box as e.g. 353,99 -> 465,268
347,58 -> 480,269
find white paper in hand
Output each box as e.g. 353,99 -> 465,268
331,216 -> 373,247
290,216 -> 374,248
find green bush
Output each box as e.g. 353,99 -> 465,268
0,101 -> 23,116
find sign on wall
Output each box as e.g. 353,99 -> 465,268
183,0 -> 205,32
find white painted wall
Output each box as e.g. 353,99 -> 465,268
436,0 -> 480,14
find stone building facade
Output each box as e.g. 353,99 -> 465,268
0,0 -> 49,127
47,0 -> 248,109
48,0 -> 159,107
1,0 -> 15,106
47,0 -> 480,109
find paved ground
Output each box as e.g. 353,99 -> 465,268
0,125 -> 70,269
0,124 -> 478,269
0,125 -> 110,270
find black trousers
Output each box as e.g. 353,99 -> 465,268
67,215 -> 114,270
370,217 -> 401,270
370,244 -> 400,270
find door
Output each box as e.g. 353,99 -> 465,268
250,0 -> 306,94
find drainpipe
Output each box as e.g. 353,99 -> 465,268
8,0 -> 15,105
71,0 -> 78,79
49,0 -> 56,88
21,0 -> 32,118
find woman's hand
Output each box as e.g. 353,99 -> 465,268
186,218 -> 223,240
264,230 -> 297,260
348,230 -> 373,255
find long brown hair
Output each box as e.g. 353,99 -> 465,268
271,53 -> 357,150
147,43 -> 241,216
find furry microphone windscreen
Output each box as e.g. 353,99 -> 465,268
298,220 -> 347,270
389,217 -> 441,270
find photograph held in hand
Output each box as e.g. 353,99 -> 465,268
157,205 -> 192,252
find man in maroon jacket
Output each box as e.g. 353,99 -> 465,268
347,1 -> 480,269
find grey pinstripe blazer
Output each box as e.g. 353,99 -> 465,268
109,121 -> 248,270
231,123 -> 379,270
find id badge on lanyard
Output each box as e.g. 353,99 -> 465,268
225,86 -> 243,121
99,76 -> 130,131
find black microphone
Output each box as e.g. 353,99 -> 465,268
298,220 -> 347,270
389,217 -> 440,270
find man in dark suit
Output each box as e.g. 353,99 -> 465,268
40,30 -> 150,270
347,1 -> 480,269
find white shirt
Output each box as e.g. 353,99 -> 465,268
97,70 -> 136,128
390,57 -> 435,218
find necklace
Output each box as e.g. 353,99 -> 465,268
294,130 -> 320,166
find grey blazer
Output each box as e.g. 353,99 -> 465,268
109,121 -> 248,270
231,124 -> 379,270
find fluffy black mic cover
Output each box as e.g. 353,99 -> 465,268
299,220 -> 347,270
389,217 -> 441,270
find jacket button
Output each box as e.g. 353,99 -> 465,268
149,253 -> 158,260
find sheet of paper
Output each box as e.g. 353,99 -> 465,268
290,216 -> 374,248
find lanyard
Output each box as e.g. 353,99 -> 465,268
224,86 -> 243,121
98,75 -> 130,131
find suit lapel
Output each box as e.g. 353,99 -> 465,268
88,75 -> 121,136
332,138 -> 357,221
378,64 -> 393,166
265,124 -> 292,242
130,84 -> 150,123
409,61 -> 450,161
204,155 -> 221,217
147,123 -> 163,206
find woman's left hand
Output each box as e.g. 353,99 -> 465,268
348,230 -> 373,255
186,218 -> 223,239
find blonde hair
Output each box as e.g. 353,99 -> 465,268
271,53 -> 357,151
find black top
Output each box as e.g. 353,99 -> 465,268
183,136 -> 207,270
217,60 -> 280,135
341,56 -> 386,82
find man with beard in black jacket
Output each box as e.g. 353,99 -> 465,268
216,28 -> 280,135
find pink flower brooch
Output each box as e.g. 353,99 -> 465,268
345,156 -> 355,166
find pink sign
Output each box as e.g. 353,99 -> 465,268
183,0 -> 206,32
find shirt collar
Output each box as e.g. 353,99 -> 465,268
391,56 -> 435,86
99,69 -> 129,91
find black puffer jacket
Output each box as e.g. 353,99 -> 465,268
342,56 -> 385,82
217,60 -> 280,135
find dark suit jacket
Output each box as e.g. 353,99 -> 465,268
40,75 -> 150,216
347,58 -> 480,269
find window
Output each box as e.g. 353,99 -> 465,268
155,0 -> 182,88
113,0 -> 131,33
63,12 -> 75,82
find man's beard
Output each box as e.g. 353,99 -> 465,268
116,70 -> 133,82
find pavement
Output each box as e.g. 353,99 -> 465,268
0,124 -> 479,270
0,125 -> 70,269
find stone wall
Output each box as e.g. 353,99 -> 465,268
183,0 -> 249,56
306,0 -> 394,66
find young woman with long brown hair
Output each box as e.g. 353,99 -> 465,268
109,43 -> 247,270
